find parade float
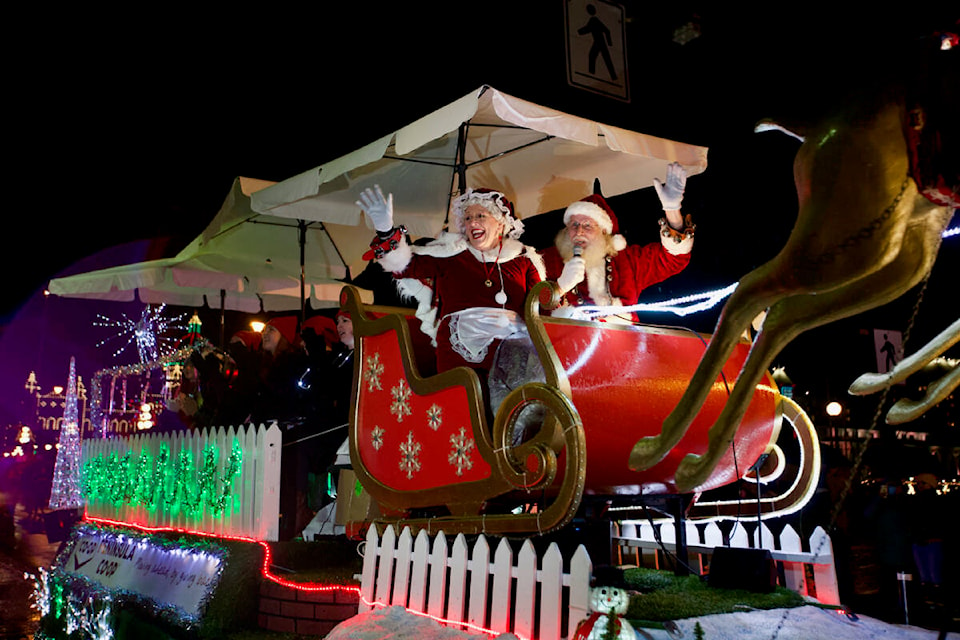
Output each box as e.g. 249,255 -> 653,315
33,85 -> 830,639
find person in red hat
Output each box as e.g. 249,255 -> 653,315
540,162 -> 695,323
356,185 -> 545,374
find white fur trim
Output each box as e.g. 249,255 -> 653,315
612,234 -> 627,252
388,233 -> 544,345
395,277 -> 440,345
660,233 -> 694,255
377,237 -> 414,272
524,245 -> 547,280
550,304 -> 590,320
563,200 -> 613,234
412,232 -> 470,258
584,260 -> 615,307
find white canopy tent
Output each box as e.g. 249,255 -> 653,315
47,176 -> 373,342
251,85 -> 709,278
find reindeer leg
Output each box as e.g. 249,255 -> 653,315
849,318 -> 960,394
887,363 -> 960,425
673,198 -> 950,490
671,296 -> 814,491
629,265 -> 786,471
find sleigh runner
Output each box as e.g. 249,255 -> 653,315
341,282 -> 818,538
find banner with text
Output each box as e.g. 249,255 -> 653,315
59,527 -> 224,618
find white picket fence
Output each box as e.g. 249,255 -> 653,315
614,519 -> 840,605
81,423 -> 282,540
359,525 -> 593,640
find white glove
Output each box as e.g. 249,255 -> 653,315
356,185 -> 395,233
653,162 -> 687,211
556,256 -> 586,293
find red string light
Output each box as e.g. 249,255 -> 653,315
82,514 -> 525,639
83,514 -> 358,596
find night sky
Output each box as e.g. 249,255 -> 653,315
3,4 -> 956,446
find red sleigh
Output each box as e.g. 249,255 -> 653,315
341,282 -> 819,537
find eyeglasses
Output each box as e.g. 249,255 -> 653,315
569,221 -> 596,232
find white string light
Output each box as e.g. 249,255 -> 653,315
94,304 -> 187,363
577,282 -> 738,320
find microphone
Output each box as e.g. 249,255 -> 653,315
573,245 -> 583,257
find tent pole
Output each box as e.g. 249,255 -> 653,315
220,289 -> 226,348
444,122 -> 470,232
315,221 -> 352,282
299,220 -> 306,329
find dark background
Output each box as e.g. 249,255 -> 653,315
2,4 -> 957,460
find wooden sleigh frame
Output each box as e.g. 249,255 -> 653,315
341,279 -> 816,538
342,282 -> 586,537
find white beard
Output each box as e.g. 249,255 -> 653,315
554,230 -> 623,310
554,230 -> 614,264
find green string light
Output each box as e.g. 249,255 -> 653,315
81,439 -> 243,520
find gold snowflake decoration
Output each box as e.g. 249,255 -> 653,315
364,352 -> 384,391
426,404 -> 443,431
448,426 -> 475,476
371,426 -> 385,451
390,379 -> 412,422
399,431 -> 421,479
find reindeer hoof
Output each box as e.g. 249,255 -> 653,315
673,453 -> 709,493
886,398 -> 925,425
848,371 -> 892,396
628,435 -> 670,471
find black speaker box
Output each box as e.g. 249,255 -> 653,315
707,547 -> 778,593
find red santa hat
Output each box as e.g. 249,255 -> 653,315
230,330 -> 262,350
266,316 -> 300,346
563,194 -> 627,251
301,314 -> 339,345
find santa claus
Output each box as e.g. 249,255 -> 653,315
356,185 -> 545,374
541,162 -> 695,322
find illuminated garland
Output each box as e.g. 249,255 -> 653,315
94,304 -> 187,364
578,282 -> 738,320
79,517 -> 524,639
31,522 -> 229,636
89,341 -> 209,437
81,439 -> 243,518
575,217 -> 958,321
49,357 -> 84,509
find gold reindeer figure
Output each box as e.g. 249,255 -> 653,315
629,35 -> 957,492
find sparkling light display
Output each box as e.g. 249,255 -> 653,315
84,515 -> 360,596
49,357 -> 84,510
30,522 -> 229,636
81,440 -> 243,517
579,282 -> 738,320
89,341 -> 208,437
94,304 -> 187,364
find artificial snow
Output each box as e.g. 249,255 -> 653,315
325,604 -> 950,640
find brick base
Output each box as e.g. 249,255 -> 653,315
258,580 -> 359,635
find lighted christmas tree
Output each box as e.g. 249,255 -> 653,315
49,357 -> 84,510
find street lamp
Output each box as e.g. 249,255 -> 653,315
825,401 -> 843,453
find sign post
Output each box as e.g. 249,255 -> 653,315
564,0 -> 629,102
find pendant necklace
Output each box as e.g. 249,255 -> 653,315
481,241 -> 508,305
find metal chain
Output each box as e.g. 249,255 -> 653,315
796,177 -> 911,271
767,181 -> 948,640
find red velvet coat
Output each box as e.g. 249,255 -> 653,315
540,241 -> 690,320
379,233 -> 545,372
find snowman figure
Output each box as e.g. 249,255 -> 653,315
572,584 -> 637,640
